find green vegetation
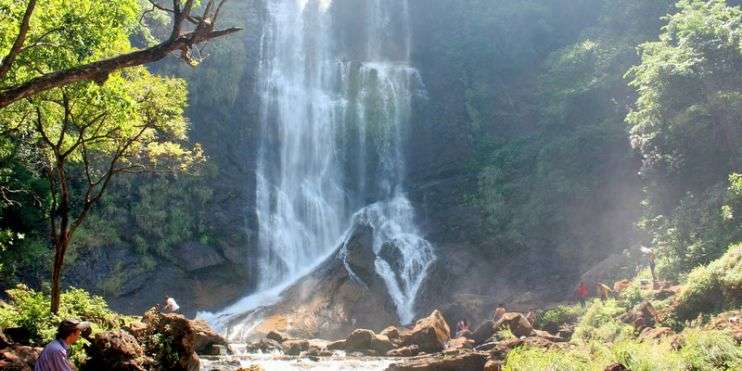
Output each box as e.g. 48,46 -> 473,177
0,285 -> 133,365
504,328 -> 742,371
572,300 -> 633,344
535,304 -> 585,334
672,243 -> 741,321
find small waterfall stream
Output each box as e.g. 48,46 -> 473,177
202,0 -> 434,339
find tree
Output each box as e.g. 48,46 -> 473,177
626,0 -> 742,277
0,0 -> 207,313
0,0 -> 241,108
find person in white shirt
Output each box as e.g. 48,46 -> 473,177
162,296 -> 180,312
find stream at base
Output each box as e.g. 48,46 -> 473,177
200,352 -> 399,371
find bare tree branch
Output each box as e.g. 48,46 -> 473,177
0,0 -> 241,109
0,0 -> 37,79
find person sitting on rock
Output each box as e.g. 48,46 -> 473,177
162,295 -> 180,313
35,319 -> 90,371
494,304 -> 507,321
575,281 -> 589,307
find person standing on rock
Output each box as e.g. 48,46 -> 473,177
575,281 -> 589,307
641,246 -> 657,284
34,319 -> 90,371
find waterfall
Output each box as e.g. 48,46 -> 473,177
202,0 -> 434,336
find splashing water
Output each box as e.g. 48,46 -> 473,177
201,0 -> 434,337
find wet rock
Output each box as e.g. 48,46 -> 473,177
386,350 -> 488,371
282,339 -> 310,355
84,330 -> 152,371
244,339 -> 282,353
493,313 -> 533,338
387,345 -> 420,357
639,327 -> 674,342
400,310 -> 451,353
345,329 -> 394,354
0,345 -> 41,371
471,320 -> 495,344
266,330 -> 286,343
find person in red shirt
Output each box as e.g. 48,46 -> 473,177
575,281 -> 589,307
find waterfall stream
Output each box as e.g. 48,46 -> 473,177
202,0 -> 434,338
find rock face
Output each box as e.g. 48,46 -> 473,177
386,350 -> 488,371
172,242 -> 227,272
226,225 -> 400,341
84,330 -> 152,371
345,329 -> 394,354
400,310 -> 451,353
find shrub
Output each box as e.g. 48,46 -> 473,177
673,243 -> 741,321
0,285 -> 128,345
572,299 -> 633,343
503,346 -> 590,371
535,304 -> 586,333
610,339 -> 684,370
680,329 -> 742,370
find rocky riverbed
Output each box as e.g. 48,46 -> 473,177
198,308 -> 574,371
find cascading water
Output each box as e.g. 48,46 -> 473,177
202,0 -> 434,337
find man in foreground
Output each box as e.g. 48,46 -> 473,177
34,319 -> 90,371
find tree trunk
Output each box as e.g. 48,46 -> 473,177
50,232 -> 69,314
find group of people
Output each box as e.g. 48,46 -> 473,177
34,296 -> 180,371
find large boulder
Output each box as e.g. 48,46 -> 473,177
345,329 -> 394,354
493,313 -> 533,338
141,311 -> 202,371
83,330 -> 152,371
0,345 -> 41,371
401,310 -> 451,353
282,340 -> 309,355
471,320 -> 495,344
190,319 -> 228,354
386,350 -> 488,371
